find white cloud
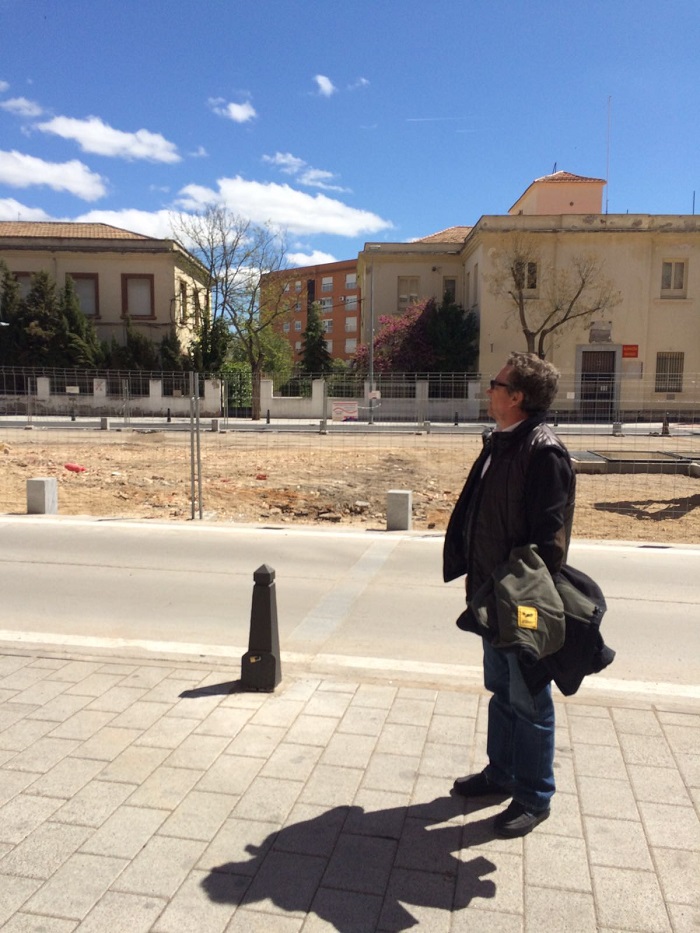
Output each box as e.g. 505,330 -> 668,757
208,98 -> 257,123
0,198 -> 53,221
175,175 -> 392,237
0,81 -> 9,93
0,97 -> 43,117
349,77 -> 370,90
36,115 -> 181,163
73,208 -> 176,239
263,151 -> 349,192
288,249 -> 338,266
189,145 -> 208,158
314,75 -> 336,97
0,150 -> 106,200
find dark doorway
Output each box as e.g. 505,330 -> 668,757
580,350 -> 616,421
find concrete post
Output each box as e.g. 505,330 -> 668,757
386,490 -> 412,531
100,417 -> 110,431
241,564 -> 282,692
27,478 -> 58,515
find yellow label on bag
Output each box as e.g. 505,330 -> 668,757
517,606 -> 538,629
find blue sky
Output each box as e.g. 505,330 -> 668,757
1,0 -> 698,266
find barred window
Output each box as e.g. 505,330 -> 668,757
655,351 -> 684,393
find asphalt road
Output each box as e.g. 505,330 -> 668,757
0,516 -> 698,698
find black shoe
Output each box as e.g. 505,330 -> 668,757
452,770 -> 510,799
494,800 -> 550,838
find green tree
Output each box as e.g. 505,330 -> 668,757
187,308 -> 231,372
301,301 -> 333,374
172,206 -> 295,419
59,276 -> 104,367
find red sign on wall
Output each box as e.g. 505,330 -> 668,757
622,345 -> 639,358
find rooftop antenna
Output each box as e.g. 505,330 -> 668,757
605,96 -> 612,214
693,191 -> 696,215
552,162 -> 557,174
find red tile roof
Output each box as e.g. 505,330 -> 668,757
532,171 -> 607,185
417,226 -> 472,243
0,221 -> 154,240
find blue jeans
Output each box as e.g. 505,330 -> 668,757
482,639 -> 555,811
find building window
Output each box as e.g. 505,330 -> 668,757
13,272 -> 32,299
283,322 -> 290,333
345,337 -> 357,354
122,274 -> 154,318
323,320 -> 333,333
325,339 -> 333,353
294,320 -> 302,332
344,295 -> 358,311
514,260 -> 537,291
443,277 -> 457,301
655,352 -> 684,393
661,261 -> 687,298
321,276 -> 333,292
295,280 -> 302,292
295,302 -> 302,312
320,297 -> 333,312
178,280 -> 188,323
473,263 -> 479,305
345,316 -> 357,332
295,340 -> 301,351
345,272 -> 357,289
398,276 -> 419,310
69,273 -> 99,316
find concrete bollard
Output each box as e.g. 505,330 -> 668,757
386,489 -> 412,531
241,564 -> 282,692
211,418 -> 221,432
423,420 -> 431,434
612,422 -> 623,436
27,478 -> 58,515
100,417 -> 110,431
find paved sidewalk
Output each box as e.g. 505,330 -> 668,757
0,648 -> 698,932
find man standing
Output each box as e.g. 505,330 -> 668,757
443,352 -> 576,837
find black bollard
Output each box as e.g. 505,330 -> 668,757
241,564 -> 282,692
166,407 -> 171,423
454,411 -> 459,426
266,409 -> 271,424
662,412 -> 670,436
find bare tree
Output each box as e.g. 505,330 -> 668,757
172,206 -> 295,419
488,234 -> 621,359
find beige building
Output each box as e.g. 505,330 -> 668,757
358,172 -> 700,416
0,222 -> 210,348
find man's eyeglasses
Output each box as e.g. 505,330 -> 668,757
489,379 -> 511,390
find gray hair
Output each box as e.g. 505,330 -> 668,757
506,352 -> 560,413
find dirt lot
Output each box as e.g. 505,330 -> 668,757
1,427 -> 699,544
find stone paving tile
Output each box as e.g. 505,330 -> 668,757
283,714 -> 339,748
49,710 -> 117,742
611,707 -> 664,736
98,743 -> 170,784
590,865 -> 672,932
299,764 -> 363,807
0,793 -> 63,844
225,907 -> 302,931
224,723 -> 287,758
6,679 -> 70,708
151,868 -> 242,933
248,699 -> 305,729
62,674 -> 126,698
524,831 -> 592,891
374,722 -> 428,757
85,686 -> 148,713
0,875 -> 44,927
638,800 -> 700,850
362,752 -> 420,795
162,732 -> 229,770
139,678 -> 196,704
274,802 -> 348,858
568,715 -> 620,746
0,656 -> 32,677
194,707 -> 256,738
301,691 -> 353,719
394,815 -> 462,877
22,852 -> 129,921
663,723 -> 700,757
26,693 -> 93,723
238,849 -> 327,918
322,832 -> 398,895
675,752 -> 700,788
450,905 -> 524,932
70,727 -> 142,762
320,732 -> 377,769
260,742 -> 323,782
386,697 -> 435,727
48,662 -> 103,684
158,789 -> 238,842
117,666 -> 172,690
80,804 -> 168,858
523,886 -> 597,932
379,866 -> 457,931
0,821 -> 91,879
433,690 -> 480,718
577,775 -> 640,820
349,683 -> 397,709
665,902 -> 700,932
231,775 -> 305,825
107,701 -> 172,731
0,716 -> 55,751
195,753 -> 264,796
124,764 -> 203,810
336,705 -> 389,737
653,848 -> 700,907
24,756 -> 105,800
2,914 -> 78,932
619,732 -> 676,768
458,851 -> 522,916
656,709 -> 700,727
572,742 -> 628,780
0,667 -> 55,691
133,715 -> 200,749
197,817 -> 280,875
426,713 -> 473,746
76,890 -> 167,933
344,788 -> 409,840
535,790 -> 583,839
627,762 -> 694,806
5,737 -> 80,774
51,779 -> 135,828
302,888 -> 383,932
0,769 -> 46,807
110,835 -> 206,898
584,815 -> 655,870
418,739 -> 470,779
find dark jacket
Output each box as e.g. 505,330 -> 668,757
443,413 -> 576,595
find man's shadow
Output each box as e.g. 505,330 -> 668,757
201,794 -> 499,932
